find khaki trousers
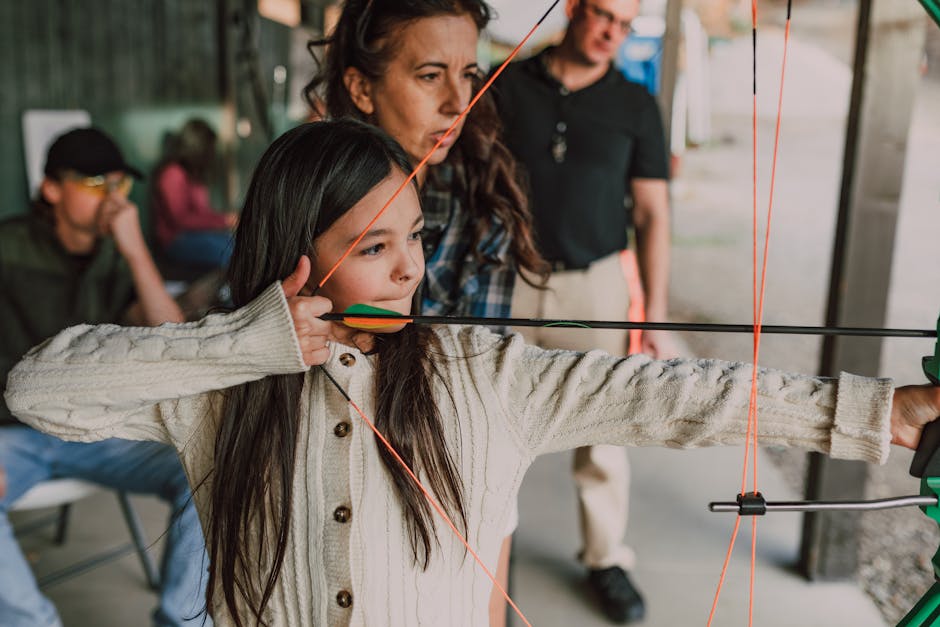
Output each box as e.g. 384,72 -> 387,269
511,251 -> 636,570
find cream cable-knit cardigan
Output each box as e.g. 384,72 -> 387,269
6,282 -> 894,626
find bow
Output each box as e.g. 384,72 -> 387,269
708,322 -> 940,627
310,0 -> 940,624
701,2 -> 940,625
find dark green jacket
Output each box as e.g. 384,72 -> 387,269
0,212 -> 135,425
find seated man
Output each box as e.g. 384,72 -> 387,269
0,128 -> 209,627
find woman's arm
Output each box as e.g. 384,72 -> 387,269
4,282 -> 306,442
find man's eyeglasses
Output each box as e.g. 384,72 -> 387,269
581,2 -> 633,35
65,173 -> 133,198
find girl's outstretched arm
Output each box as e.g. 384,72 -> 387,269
4,281 -> 307,443
473,329 -> 899,465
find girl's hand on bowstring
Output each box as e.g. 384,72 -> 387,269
890,384 -> 940,449
281,255 -> 334,366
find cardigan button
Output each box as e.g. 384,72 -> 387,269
334,422 -> 350,437
333,506 -> 351,523
339,353 -> 356,367
336,590 -> 353,608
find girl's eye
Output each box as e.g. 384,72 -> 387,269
362,243 -> 384,256
408,230 -> 422,242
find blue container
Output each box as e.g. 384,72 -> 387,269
616,32 -> 663,95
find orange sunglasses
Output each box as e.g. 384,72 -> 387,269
64,173 -> 134,198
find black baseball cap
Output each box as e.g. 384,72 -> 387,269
43,127 -> 143,179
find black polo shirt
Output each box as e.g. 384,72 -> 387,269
494,48 -> 668,269
0,212 -> 136,425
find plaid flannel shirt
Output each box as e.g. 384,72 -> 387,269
419,165 -> 514,325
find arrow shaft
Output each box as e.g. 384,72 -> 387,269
322,313 -> 936,339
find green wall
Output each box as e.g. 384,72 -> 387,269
0,1 -> 292,226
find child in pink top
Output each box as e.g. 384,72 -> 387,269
153,119 -> 236,270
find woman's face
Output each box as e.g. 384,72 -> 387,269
311,167 -> 425,332
358,14 -> 480,166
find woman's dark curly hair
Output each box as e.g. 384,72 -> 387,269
304,0 -> 548,284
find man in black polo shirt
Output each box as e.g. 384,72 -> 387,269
494,0 -> 672,622
0,128 -> 209,626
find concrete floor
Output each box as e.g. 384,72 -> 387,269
12,493 -> 174,626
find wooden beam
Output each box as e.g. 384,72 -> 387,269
658,0 -> 683,152
799,0 -> 927,580
217,0 -> 239,211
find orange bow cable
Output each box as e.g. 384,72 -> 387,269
707,1 -> 793,625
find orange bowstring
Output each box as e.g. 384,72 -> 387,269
314,3 -> 562,624
707,2 -> 793,625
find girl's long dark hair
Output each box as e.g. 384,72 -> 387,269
304,0 -> 548,284
209,119 -> 466,625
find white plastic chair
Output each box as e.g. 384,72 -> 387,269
21,109 -> 92,198
12,478 -> 160,589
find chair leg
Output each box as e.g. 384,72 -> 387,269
116,492 -> 161,591
54,504 -> 71,545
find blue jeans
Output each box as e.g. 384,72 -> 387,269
165,231 -> 233,271
0,427 -> 211,627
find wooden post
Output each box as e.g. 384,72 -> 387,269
217,0 -> 240,211
658,0 -> 683,152
799,0 -> 926,579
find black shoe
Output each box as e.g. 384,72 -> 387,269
587,566 -> 646,623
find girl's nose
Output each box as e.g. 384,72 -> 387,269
394,248 -> 421,283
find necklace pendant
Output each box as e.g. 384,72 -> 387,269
551,135 -> 567,164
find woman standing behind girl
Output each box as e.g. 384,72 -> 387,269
305,0 -> 547,320
7,120 -> 940,627
153,118 -> 238,271
305,5 -> 548,619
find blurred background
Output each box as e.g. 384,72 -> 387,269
3,1 -> 939,625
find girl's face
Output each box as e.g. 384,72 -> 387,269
350,14 -> 480,167
311,167 -> 425,333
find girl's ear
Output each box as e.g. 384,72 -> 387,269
40,178 -> 63,206
343,67 -> 375,116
